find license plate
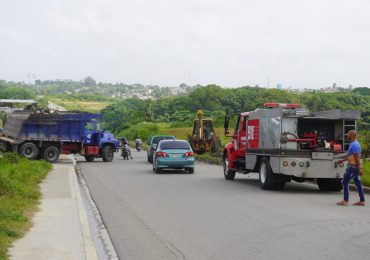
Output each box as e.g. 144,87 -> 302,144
172,154 -> 182,158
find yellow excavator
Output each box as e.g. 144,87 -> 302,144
188,110 -> 221,154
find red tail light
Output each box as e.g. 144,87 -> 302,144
156,151 -> 168,157
185,151 -> 194,157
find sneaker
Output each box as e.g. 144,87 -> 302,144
353,201 -> 365,206
336,200 -> 349,206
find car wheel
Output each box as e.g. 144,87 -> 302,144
188,168 -> 194,174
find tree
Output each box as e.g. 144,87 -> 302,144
83,76 -> 96,86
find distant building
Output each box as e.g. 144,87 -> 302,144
276,84 -> 283,90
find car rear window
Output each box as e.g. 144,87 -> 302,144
152,136 -> 174,144
159,141 -> 191,150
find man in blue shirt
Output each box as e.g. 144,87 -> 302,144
337,130 -> 365,206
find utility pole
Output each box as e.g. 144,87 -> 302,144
26,73 -> 36,85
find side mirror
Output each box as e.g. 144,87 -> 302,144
152,144 -> 158,150
224,115 -> 230,136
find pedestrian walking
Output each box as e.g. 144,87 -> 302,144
337,130 -> 365,206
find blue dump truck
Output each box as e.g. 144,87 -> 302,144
0,111 -> 119,163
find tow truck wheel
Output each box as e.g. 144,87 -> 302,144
317,178 -> 343,191
19,142 -> 39,160
223,153 -> 236,180
259,158 -> 276,190
101,145 -> 114,162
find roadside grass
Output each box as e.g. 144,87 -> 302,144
49,98 -> 111,113
0,153 -> 51,259
362,159 -> 370,187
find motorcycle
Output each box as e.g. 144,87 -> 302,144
135,141 -> 142,152
121,144 -> 131,160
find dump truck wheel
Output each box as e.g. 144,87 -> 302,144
317,179 -> 342,191
223,153 -> 236,180
43,146 -> 60,163
84,155 -> 95,162
19,142 -> 39,160
259,158 -> 276,190
101,145 -> 114,162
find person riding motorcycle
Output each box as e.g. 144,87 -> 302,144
120,137 -> 133,159
135,137 -> 143,151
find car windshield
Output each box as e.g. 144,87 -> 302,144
159,141 -> 190,150
152,136 -> 174,144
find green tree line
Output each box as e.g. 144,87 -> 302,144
101,85 -> 370,133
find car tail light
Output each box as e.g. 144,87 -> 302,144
185,151 -> 194,157
156,151 -> 168,157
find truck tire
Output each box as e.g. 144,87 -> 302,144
259,158 -> 277,190
223,153 -> 236,180
101,145 -> 114,162
317,179 -> 342,191
19,142 -> 39,160
84,155 -> 95,162
43,146 -> 60,163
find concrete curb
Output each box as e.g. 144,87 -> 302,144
69,156 -> 99,260
72,157 -> 119,260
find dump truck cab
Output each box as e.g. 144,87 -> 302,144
223,103 -> 360,191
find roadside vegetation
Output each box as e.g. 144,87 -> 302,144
362,160 -> 370,187
0,153 -> 51,259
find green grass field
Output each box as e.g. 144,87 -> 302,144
0,154 -> 51,259
49,98 -> 111,113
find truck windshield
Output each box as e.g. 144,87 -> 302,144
85,122 -> 99,131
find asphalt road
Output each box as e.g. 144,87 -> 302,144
80,150 -> 370,260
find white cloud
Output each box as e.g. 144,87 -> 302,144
0,0 -> 369,88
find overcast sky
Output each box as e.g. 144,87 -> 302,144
0,0 -> 369,88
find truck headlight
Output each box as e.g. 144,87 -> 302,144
283,161 -> 288,167
339,162 -> 344,168
291,161 -> 296,167
299,162 -> 304,167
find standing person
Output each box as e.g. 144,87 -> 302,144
337,130 -> 365,206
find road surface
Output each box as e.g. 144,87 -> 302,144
79,151 -> 370,260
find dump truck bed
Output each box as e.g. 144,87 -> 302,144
1,111 -> 99,143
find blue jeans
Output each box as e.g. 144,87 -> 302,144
342,166 -> 365,202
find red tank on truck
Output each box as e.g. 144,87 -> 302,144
222,103 -> 361,191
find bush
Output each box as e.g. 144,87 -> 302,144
118,122 -> 160,143
358,131 -> 370,158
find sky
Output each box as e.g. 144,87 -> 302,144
0,0 -> 370,88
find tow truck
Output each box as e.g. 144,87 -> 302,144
223,103 -> 360,191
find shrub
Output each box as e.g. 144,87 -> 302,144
118,122 -> 160,142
